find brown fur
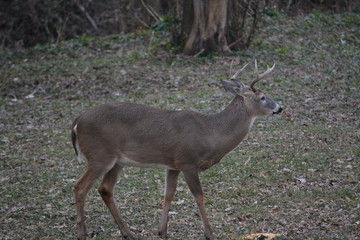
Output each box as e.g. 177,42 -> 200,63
72,77 -> 282,240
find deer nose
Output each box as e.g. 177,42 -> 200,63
273,106 -> 282,114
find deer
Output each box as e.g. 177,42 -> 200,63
71,60 -> 282,239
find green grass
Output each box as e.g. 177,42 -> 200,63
1,11 -> 359,239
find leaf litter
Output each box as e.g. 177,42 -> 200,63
0,11 -> 359,240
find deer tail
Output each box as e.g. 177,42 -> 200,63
71,121 -> 84,163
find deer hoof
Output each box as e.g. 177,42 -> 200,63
157,231 -> 168,238
205,233 -> 214,240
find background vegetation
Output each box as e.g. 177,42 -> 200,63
0,1 -> 359,240
1,0 -> 359,49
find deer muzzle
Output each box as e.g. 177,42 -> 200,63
273,105 -> 283,114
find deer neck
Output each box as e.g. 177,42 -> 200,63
209,95 -> 256,154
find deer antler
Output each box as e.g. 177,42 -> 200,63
230,62 -> 250,80
250,60 -> 275,92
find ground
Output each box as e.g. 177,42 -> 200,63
0,11 -> 359,240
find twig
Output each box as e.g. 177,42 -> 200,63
229,59 -> 234,78
135,14 -> 150,28
148,30 -> 155,50
141,0 -> 161,22
75,0 -> 98,32
148,3 -> 163,21
228,35 -> 245,48
244,156 -> 252,165
193,48 -> 205,58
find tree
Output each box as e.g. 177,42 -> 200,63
182,0 -> 228,55
180,0 -> 264,55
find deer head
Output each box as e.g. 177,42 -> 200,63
221,60 -> 282,117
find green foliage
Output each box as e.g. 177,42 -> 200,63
151,16 -> 180,31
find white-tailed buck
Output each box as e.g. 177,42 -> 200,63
71,60 -> 282,239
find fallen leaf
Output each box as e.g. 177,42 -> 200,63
295,178 -> 306,183
225,207 -> 233,212
25,92 -> 35,99
243,233 -> 280,239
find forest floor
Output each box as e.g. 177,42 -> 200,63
0,11 -> 359,240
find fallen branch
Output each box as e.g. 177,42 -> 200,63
141,0 -> 162,22
228,35 -> 245,48
148,30 -> 155,51
75,0 -> 98,32
193,48 -> 205,57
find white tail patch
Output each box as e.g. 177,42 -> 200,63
73,123 -> 78,134
76,141 -> 85,164
73,124 -> 85,164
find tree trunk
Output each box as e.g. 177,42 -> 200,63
183,0 -> 228,55
227,0 -> 264,50
204,0 -> 229,52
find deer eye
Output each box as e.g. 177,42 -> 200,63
260,96 -> 266,101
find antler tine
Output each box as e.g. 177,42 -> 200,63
230,62 -> 250,80
250,60 -> 275,91
229,59 -> 234,78
259,63 -> 276,78
254,59 -> 258,75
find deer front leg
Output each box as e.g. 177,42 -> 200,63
158,169 -> 180,238
182,168 -> 214,239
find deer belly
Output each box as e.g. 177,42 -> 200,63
117,156 -> 171,169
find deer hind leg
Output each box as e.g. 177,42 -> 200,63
182,169 -> 214,240
158,169 -> 180,238
98,163 -> 132,238
74,163 -> 115,240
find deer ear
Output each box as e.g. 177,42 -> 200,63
221,79 -> 245,95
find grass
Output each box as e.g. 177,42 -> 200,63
1,11 -> 359,239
